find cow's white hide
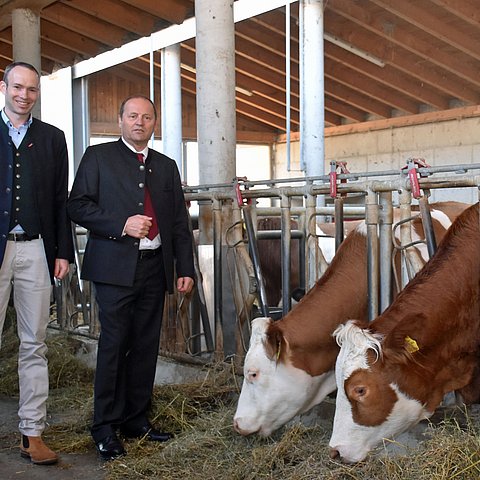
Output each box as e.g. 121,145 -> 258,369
233,317 -> 336,436
328,321 -> 432,463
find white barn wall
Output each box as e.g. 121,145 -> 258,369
274,116 -> 480,204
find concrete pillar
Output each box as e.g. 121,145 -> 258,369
195,0 -> 236,187
299,0 -> 324,179
195,0 -> 237,356
12,8 -> 42,117
161,44 -> 183,174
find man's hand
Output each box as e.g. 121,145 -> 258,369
54,259 -> 70,280
177,276 -> 194,294
124,214 -> 153,239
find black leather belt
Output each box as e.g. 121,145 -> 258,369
138,247 -> 161,259
7,233 -> 41,242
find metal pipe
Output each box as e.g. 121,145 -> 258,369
297,210 -> 306,292
419,196 -> 437,257
281,194 -> 292,316
366,190 -> 379,321
243,204 -> 269,317
187,212 -> 214,352
398,190 -> 424,286
379,192 -> 393,312
334,197 -> 344,250
305,193 -> 318,290
256,230 -> 303,240
212,198 -> 223,356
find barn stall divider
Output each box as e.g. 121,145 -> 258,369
53,161 -> 480,368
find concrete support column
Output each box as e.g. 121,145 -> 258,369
196,0 -> 237,354
161,44 -> 183,174
195,0 -> 236,188
299,0 -> 324,179
12,8 -> 42,117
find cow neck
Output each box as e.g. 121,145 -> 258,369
370,203 -> 480,409
279,229 -> 369,376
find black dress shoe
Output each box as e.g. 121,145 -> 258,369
121,424 -> 174,442
95,433 -> 126,461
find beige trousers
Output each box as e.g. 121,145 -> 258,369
0,239 -> 52,436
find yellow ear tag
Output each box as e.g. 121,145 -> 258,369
404,335 -> 419,353
276,340 -> 281,362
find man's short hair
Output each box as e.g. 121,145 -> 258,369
119,95 -> 157,120
3,62 -> 40,84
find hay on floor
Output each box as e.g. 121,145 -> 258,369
1,309 -> 479,479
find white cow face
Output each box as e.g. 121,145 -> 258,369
233,317 -> 336,436
329,321 -> 430,463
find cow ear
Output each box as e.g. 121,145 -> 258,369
382,313 -> 426,361
264,327 -> 283,362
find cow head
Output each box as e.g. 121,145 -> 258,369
329,320 -> 431,463
233,316 -> 336,436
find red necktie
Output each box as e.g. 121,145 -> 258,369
137,153 -> 159,240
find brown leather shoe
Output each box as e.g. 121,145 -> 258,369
20,435 -> 58,465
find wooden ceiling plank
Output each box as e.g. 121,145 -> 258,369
41,2 -> 130,46
40,38 -> 79,66
326,79 -> 391,118
326,96 -> 367,123
429,0 -> 480,27
41,19 -> 105,58
371,0 -> 480,61
119,0 -> 191,25
325,44 -> 449,111
236,103 -> 296,132
64,0 -> 160,37
328,0 -> 480,90
325,59 -> 419,114
325,8 -> 480,104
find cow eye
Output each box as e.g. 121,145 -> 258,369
354,386 -> 366,397
247,369 -> 259,382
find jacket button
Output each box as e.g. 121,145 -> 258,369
139,183 -> 144,188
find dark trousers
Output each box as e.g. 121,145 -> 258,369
90,250 -> 166,442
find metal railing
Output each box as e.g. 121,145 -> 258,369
52,161 -> 480,365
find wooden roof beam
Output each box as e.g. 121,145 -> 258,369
325,96 -> 367,123
430,0 -> 480,27
325,45 -> 449,111
41,19 -> 107,59
41,2 -> 132,46
120,0 -> 192,25
325,79 -> 391,119
371,0 -> 480,61
325,58 -> 419,114
328,0 -> 480,89
65,0 -> 164,38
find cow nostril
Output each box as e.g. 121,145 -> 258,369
329,447 -> 340,460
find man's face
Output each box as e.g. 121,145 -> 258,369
0,66 -> 40,119
119,97 -> 156,150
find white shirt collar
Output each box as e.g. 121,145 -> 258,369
121,137 -> 149,159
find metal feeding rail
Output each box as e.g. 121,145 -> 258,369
55,162 -> 480,364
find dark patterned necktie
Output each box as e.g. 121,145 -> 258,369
137,153 -> 158,240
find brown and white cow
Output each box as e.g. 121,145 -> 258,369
233,202 -> 470,437
329,202 -> 480,463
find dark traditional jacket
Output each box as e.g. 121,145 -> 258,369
67,139 -> 194,291
0,119 -> 74,282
